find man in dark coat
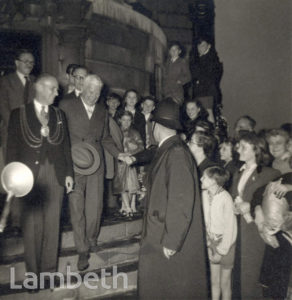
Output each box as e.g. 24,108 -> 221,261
137,99 -> 207,299
6,74 -> 74,290
0,49 -> 35,231
162,43 -> 191,106
59,74 -> 125,271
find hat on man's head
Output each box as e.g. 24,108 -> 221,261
72,142 -> 100,175
152,98 -> 182,130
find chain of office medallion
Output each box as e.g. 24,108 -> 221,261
20,106 -> 64,148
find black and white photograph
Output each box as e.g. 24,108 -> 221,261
0,0 -> 291,299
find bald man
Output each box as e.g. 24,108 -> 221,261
6,74 -> 73,289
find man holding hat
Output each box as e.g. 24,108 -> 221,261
59,74 -> 125,271
137,98 -> 207,299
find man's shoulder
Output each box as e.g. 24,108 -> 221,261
0,72 -> 17,84
59,95 -> 79,110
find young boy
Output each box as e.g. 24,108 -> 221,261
201,166 -> 237,300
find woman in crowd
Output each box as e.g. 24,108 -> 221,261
114,111 -> 144,217
182,98 -> 209,133
219,138 -> 241,189
119,89 -> 146,146
187,129 -> 218,177
104,93 -> 124,215
201,166 -> 237,300
231,131 -> 281,299
162,42 -> 191,106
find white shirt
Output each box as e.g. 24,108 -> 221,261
75,89 -> 82,97
158,134 -> 176,148
143,112 -> 151,122
34,100 -> 48,114
237,163 -> 257,197
170,56 -> 179,63
81,98 -> 95,119
202,190 -> 237,255
16,71 -> 27,86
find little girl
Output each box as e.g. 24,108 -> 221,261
201,166 -> 237,300
114,111 -> 144,217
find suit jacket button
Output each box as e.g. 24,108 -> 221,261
82,138 -> 85,142
35,161 -> 39,165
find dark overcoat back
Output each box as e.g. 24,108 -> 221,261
138,135 -> 207,300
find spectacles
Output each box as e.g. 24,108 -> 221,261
17,59 -> 35,66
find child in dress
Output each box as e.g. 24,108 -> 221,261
115,111 -> 144,217
201,166 -> 237,300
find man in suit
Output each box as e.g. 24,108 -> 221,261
65,63 -> 79,95
62,65 -> 88,102
137,99 -> 207,299
0,49 -> 35,232
59,74 -> 125,271
6,74 -> 74,291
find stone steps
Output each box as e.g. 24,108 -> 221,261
0,218 -> 142,298
0,261 -> 138,300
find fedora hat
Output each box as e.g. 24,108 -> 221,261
152,98 -> 182,130
72,142 -> 100,175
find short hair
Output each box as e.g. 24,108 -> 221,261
184,98 -> 209,119
195,120 -> 214,134
141,95 -> 157,105
204,166 -> 230,187
266,129 -> 289,144
119,110 -> 134,121
66,64 -> 79,75
281,123 -> 292,137
169,41 -> 182,51
73,65 -> 88,75
107,93 -> 121,103
190,131 -> 216,159
235,115 -> 256,130
15,48 -> 33,60
83,74 -> 103,87
238,131 -> 269,166
35,73 -> 56,85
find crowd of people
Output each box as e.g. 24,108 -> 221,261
0,42 -> 291,300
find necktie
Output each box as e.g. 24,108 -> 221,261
23,76 -> 30,103
39,105 -> 49,137
40,105 -> 48,126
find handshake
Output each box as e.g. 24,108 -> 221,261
117,153 -> 136,165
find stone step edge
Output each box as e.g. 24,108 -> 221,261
0,236 -> 141,266
0,217 -> 142,241
96,288 -> 138,300
0,260 -> 139,296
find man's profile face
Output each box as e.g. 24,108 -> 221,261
36,78 -> 59,105
15,53 -> 34,76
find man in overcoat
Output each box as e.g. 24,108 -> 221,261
137,99 -> 207,299
6,74 -> 74,290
